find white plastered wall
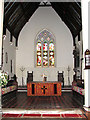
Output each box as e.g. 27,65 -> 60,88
2,29 -> 16,79
16,7 -> 74,86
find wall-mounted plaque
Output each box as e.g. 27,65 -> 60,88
85,49 -> 90,69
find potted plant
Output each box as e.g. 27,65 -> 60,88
0,71 -> 8,87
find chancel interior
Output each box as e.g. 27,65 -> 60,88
1,1 -> 90,119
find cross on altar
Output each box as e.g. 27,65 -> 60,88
41,86 -> 47,94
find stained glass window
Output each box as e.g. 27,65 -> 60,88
36,30 -> 55,67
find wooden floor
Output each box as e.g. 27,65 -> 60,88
2,92 -> 83,109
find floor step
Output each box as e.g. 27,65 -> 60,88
18,86 -> 72,92
2,108 -> 86,118
2,113 -> 85,118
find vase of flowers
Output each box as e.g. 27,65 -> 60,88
0,71 -> 8,87
41,73 -> 47,82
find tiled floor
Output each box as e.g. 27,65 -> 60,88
2,91 -> 87,119
2,92 -> 83,109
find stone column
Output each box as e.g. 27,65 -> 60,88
0,0 -> 4,119
88,1 -> 90,108
82,0 -> 90,110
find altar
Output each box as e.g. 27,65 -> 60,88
27,81 -> 61,96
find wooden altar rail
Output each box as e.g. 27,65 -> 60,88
27,82 -> 61,96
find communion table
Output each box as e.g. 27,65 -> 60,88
27,81 -> 61,96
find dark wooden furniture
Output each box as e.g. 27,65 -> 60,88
27,71 -> 33,82
58,71 -> 64,87
72,79 -> 84,104
2,78 -> 18,104
27,81 -> 61,96
2,88 -> 17,105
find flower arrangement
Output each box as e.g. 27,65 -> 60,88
0,71 -> 8,87
41,73 -> 47,82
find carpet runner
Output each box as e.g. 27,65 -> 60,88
2,113 -> 86,118
2,108 -> 86,119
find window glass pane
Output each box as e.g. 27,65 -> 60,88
43,41 -> 48,66
37,42 -> 41,51
37,42 -> 41,66
43,56 -> 48,66
37,56 -> 41,66
49,42 -> 54,66
49,56 -> 54,66
43,41 -> 48,51
49,42 -> 54,51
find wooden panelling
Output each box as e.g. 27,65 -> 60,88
27,82 -> 61,96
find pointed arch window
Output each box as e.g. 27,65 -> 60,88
36,30 -> 55,67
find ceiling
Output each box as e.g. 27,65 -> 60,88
4,1 -> 82,46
